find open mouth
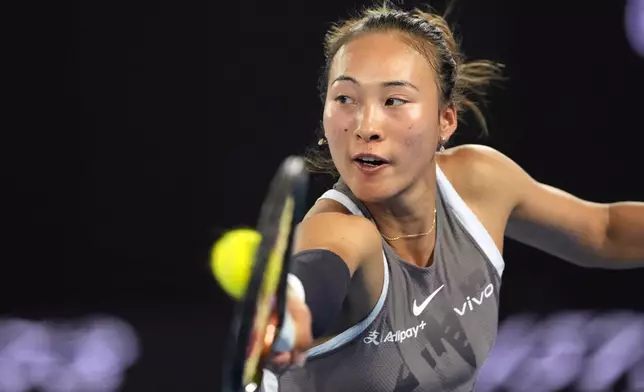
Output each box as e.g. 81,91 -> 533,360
355,157 -> 386,167
353,155 -> 389,169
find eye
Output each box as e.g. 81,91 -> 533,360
385,98 -> 408,106
334,95 -> 355,105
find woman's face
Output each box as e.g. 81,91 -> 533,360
323,31 -> 457,203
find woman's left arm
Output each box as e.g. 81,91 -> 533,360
467,145 -> 644,269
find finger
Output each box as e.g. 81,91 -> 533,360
271,352 -> 291,367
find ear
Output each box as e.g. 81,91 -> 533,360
438,104 -> 458,142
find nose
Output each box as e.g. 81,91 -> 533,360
354,104 -> 384,142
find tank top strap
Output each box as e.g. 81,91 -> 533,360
316,178 -> 373,220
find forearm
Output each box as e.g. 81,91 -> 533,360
601,202 -> 644,266
289,249 -> 351,338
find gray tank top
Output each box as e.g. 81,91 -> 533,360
261,165 -> 505,392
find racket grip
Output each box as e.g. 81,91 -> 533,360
273,311 -> 295,352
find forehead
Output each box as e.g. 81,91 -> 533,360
329,31 -> 437,87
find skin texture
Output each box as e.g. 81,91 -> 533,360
318,31 -> 457,272
272,29 -> 644,369
324,32 -> 455,206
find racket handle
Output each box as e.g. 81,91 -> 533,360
272,311 -> 295,352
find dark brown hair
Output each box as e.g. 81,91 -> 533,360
306,4 -> 505,175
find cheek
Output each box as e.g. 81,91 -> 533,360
323,106 -> 348,163
400,122 -> 437,162
400,105 -> 438,151
323,105 -> 351,139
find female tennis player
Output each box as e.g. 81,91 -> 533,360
260,5 -> 644,392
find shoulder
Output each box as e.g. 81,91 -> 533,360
294,196 -> 383,273
438,144 -> 522,182
438,144 -> 532,203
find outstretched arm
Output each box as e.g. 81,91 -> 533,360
467,145 -> 644,269
507,185 -> 644,269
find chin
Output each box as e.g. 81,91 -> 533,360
343,178 -> 400,205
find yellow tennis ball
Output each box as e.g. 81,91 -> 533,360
210,228 -> 262,300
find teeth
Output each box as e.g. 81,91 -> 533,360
360,157 -> 378,162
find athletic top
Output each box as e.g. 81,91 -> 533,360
260,165 -> 504,392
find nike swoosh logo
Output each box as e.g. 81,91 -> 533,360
412,284 -> 445,316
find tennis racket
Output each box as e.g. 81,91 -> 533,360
220,156 -> 309,392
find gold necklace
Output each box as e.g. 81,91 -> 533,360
381,208 -> 437,241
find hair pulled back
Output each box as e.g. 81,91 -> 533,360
306,3 -> 504,175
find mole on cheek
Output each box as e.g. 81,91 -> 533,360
344,129 -> 348,132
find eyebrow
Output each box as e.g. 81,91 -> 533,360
332,75 -> 419,91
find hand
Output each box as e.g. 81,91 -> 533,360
267,290 -> 313,369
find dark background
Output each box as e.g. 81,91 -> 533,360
2,0 -> 643,391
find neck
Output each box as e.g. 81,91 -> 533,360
364,161 -> 438,243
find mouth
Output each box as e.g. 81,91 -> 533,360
352,154 -> 390,169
